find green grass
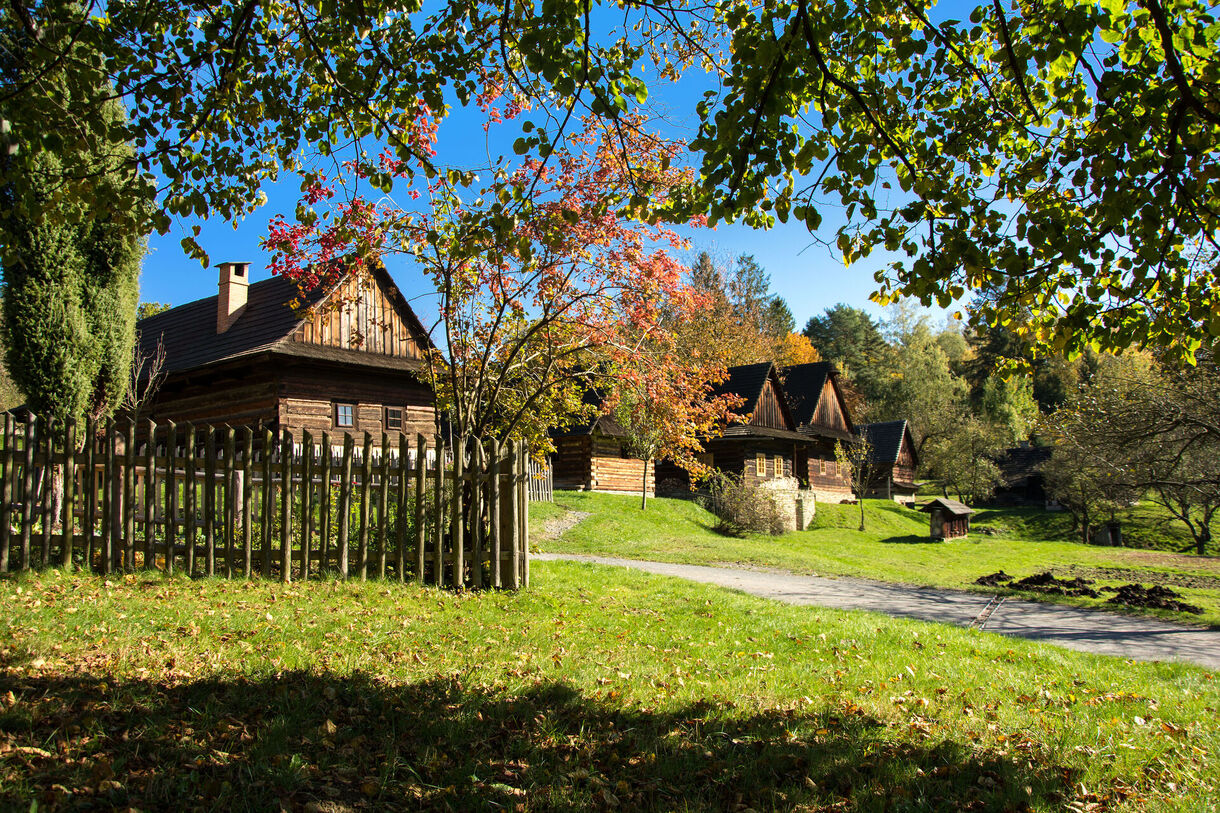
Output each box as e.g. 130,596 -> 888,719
1,566 -> 1217,811
536,491 -> 1220,626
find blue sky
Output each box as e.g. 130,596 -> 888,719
139,21 -> 944,332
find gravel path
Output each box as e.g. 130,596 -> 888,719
536,553 -> 1220,670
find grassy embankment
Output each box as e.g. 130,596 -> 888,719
533,492 -> 1220,626
1,566 -> 1217,811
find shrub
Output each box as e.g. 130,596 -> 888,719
707,473 -> 786,536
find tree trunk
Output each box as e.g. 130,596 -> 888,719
858,493 -> 865,532
1199,526 -> 1211,557
640,459 -> 649,511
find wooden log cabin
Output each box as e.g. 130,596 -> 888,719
551,413 -> 655,496
857,419 -> 919,503
778,362 -> 855,500
134,262 -> 436,437
655,362 -> 819,490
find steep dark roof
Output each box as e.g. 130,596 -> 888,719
859,420 -> 910,465
135,266 -> 428,377
920,497 -> 973,516
781,362 -> 835,427
135,275 -> 322,375
995,445 -> 1051,488
710,362 -> 774,416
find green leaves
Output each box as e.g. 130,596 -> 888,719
693,0 -> 1220,363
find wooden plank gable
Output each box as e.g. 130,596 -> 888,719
748,372 -> 795,431
290,271 -> 426,359
810,376 -> 851,434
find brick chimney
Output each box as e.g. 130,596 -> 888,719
216,261 -> 250,334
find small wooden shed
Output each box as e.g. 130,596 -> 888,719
921,498 -> 973,540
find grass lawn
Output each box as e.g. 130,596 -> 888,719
534,491 -> 1220,627
1,566 -> 1218,811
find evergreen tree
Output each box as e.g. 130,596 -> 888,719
0,20 -> 144,426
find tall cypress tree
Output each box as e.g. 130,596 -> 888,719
0,13 -> 144,426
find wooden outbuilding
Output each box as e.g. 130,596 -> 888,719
551,413 -> 654,496
921,497 -> 973,540
135,262 -> 436,437
779,362 -> 855,500
858,419 -> 919,503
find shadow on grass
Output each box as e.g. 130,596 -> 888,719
879,534 -> 942,545
0,661 -> 1071,811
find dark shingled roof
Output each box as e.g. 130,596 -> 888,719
710,362 -> 774,417
920,497 -> 973,516
135,274 -> 323,375
780,362 -> 835,427
859,420 -> 911,465
135,268 -> 428,377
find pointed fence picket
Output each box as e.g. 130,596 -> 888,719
0,416 -> 529,589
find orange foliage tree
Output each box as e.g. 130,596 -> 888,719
265,114 -> 733,461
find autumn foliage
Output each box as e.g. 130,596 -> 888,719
265,112 -> 735,460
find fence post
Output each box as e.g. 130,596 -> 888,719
504,440 -> 519,590
432,439 -> 443,587
451,437 -> 465,588
103,419 -> 118,574
19,417 -> 35,571
320,431 -> 332,574
357,432 -> 372,581
260,425 -> 274,577
377,432 -> 390,580
143,420 -> 156,570
338,432 -> 353,579
519,445 -> 529,588
124,420 -> 136,570
224,426 -> 236,578
61,418 -> 76,569
301,429 -> 314,581
414,433 -> 426,584
396,432 -> 408,582
40,416 -> 54,567
279,431 -> 293,583
203,426 -> 216,577
164,421 -> 176,575
489,438 -> 501,589
471,440 -> 484,590
241,427 -> 254,578
184,422 -> 198,577
0,414 -> 12,572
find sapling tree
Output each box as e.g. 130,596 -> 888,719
835,434 -> 876,532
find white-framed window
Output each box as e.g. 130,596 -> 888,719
334,402 -> 355,428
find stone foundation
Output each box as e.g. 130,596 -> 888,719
758,477 -> 817,532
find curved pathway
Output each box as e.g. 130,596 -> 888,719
535,553 -> 1220,670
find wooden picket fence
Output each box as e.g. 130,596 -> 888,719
527,459 -> 553,502
0,414 -> 529,589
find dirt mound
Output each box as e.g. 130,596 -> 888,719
1066,565 -> 1220,591
975,571 -> 1014,587
1106,584 -> 1204,615
1009,571 -> 1100,598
